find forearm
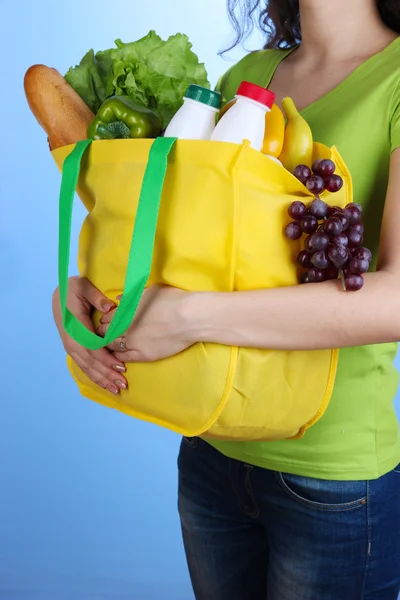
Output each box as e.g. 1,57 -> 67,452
187,271 -> 400,351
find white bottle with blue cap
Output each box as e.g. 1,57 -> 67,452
164,84 -> 222,140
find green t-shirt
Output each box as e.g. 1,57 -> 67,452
208,38 -> 400,480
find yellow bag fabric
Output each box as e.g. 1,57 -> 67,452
52,137 -> 351,442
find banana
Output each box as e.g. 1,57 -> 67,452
279,97 -> 313,173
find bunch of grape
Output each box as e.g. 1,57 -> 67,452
284,159 -> 372,292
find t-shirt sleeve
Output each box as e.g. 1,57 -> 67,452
390,82 -> 400,152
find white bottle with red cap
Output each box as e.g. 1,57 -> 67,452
210,81 -> 276,152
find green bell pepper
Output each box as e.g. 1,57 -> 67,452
87,96 -> 162,140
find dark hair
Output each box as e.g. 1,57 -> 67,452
225,0 -> 400,52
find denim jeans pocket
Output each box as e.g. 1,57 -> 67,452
276,471 -> 367,512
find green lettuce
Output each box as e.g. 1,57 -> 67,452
65,31 -> 210,127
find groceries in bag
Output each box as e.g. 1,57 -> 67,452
24,30 -> 370,440
164,85 -> 222,140
24,31 -> 210,149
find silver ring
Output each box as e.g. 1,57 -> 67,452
119,336 -> 127,350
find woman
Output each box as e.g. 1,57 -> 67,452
53,0 -> 400,597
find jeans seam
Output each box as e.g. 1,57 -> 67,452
244,466 -> 260,518
228,458 -> 245,512
275,471 -> 367,512
360,480 -> 372,599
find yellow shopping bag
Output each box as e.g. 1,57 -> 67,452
52,136 -> 351,441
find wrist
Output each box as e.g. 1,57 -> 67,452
180,291 -> 219,344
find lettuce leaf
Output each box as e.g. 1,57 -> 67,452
65,30 -> 209,126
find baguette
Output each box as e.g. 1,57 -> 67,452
24,65 -> 95,150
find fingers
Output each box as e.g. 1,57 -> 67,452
95,320 -> 130,355
78,277 -> 116,313
69,347 -> 128,394
53,277 -> 128,395
95,326 -> 129,354
113,350 -> 140,363
108,338 -> 129,353
62,297 -> 128,394
99,310 -> 115,326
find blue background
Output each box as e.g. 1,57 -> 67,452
1,2 -> 399,599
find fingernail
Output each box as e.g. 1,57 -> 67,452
108,385 -> 119,395
112,364 -> 126,372
115,379 -> 127,390
101,301 -> 115,312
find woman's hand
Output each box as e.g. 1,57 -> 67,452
52,276 -> 128,394
96,285 -> 195,363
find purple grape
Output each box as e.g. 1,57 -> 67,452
325,174 -> 344,193
312,159 -> 322,174
323,217 -> 343,237
346,202 -> 363,214
300,272 -> 311,284
309,198 -> 328,219
304,235 -> 313,252
326,264 -> 339,280
349,257 -> 369,275
297,250 -> 313,268
317,159 -> 336,177
288,200 -> 307,220
285,221 -> 303,240
300,215 -> 319,234
344,205 -> 362,225
311,251 -> 329,269
347,228 -> 363,248
351,223 -> 364,235
331,211 -> 349,231
309,231 -> 330,251
327,245 -> 349,268
352,247 -> 372,262
344,274 -> 364,291
293,165 -> 312,185
327,205 -> 342,217
306,175 -> 325,195
308,268 -> 326,283
331,233 -> 349,247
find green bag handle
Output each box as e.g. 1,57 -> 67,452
58,136 -> 177,350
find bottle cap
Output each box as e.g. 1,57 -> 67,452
184,85 -> 222,109
236,81 -> 276,108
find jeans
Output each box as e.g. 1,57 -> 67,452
178,437 -> 400,600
